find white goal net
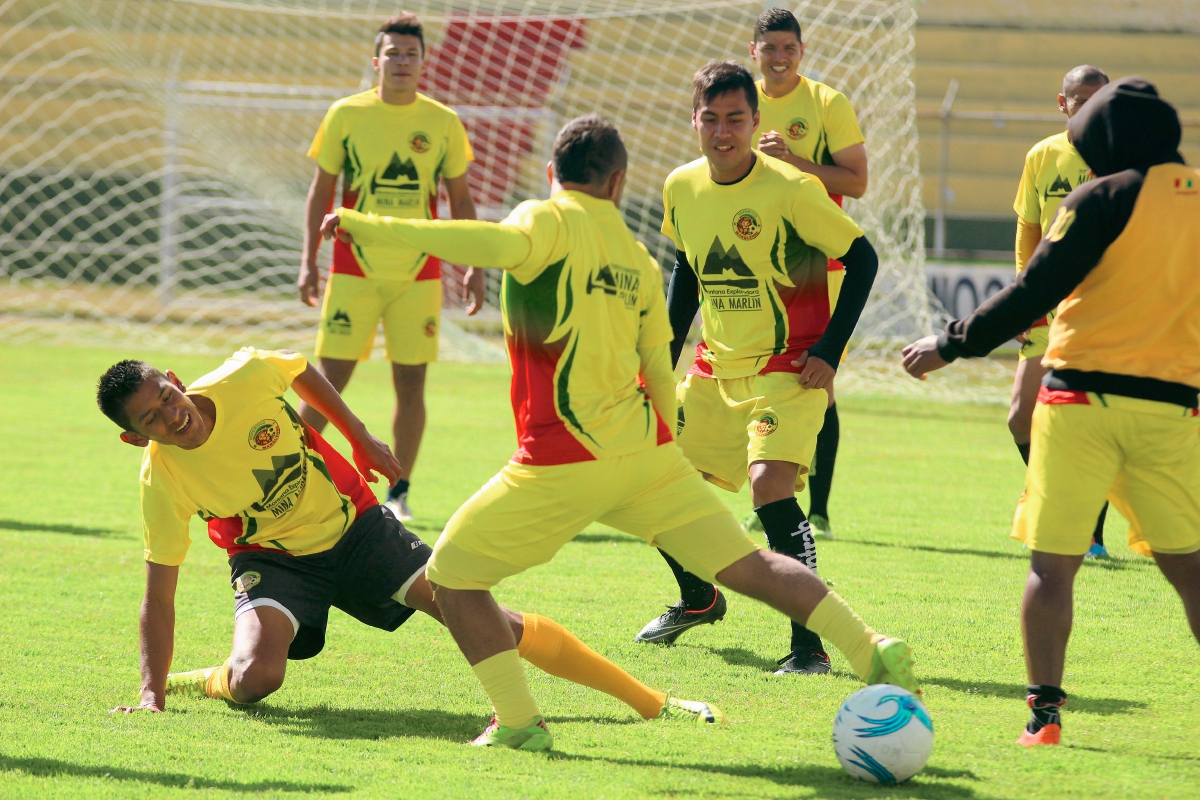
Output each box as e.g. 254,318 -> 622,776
2,0 -> 991,393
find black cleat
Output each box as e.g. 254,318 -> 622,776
774,650 -> 831,675
635,589 -> 727,644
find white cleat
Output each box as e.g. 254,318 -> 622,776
385,492 -> 413,522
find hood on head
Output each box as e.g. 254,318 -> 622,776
1068,77 -> 1182,177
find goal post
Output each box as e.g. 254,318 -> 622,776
1,1 -> 995,393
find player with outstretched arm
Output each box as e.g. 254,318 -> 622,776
902,78 -> 1200,747
323,113 -> 916,751
98,348 -> 719,725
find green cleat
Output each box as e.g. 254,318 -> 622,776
165,666 -> 218,697
809,514 -> 834,540
658,696 -> 725,724
470,716 -> 553,751
866,638 -> 920,695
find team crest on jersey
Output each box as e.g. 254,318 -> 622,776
234,571 -> 261,593
733,209 -> 762,240
754,412 -> 779,437
786,118 -> 808,140
248,420 -> 281,451
410,132 -> 431,153
423,316 -> 437,337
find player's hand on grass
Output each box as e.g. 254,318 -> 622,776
351,432 -> 403,486
901,335 -> 950,380
464,267 -> 486,316
792,351 -> 835,391
319,213 -> 354,244
110,698 -> 163,714
297,263 -> 323,307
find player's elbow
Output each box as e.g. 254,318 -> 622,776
843,172 -> 868,199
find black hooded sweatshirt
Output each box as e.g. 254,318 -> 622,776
935,77 -> 1194,406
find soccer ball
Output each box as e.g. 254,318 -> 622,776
832,684 -> 933,784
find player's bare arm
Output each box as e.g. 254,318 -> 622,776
289,357 -> 402,484
110,562 -> 177,713
759,137 -> 868,198
299,166 -> 338,307
443,172 -> 487,315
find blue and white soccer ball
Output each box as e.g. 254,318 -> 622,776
832,684 -> 933,784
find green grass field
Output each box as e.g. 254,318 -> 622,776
0,343 -> 1196,799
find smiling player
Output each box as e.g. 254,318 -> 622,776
297,13 -> 484,523
97,348 -> 720,726
634,61 -> 879,678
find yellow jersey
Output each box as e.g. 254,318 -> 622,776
1046,163 -> 1200,389
139,349 -> 378,566
338,192 -> 675,466
309,90 -> 474,282
661,154 -> 863,379
1014,131 -> 1092,239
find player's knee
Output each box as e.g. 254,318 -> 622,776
229,657 -> 286,703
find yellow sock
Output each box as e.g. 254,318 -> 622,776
804,592 -> 885,681
471,649 -> 540,730
204,660 -> 237,702
518,613 -> 667,720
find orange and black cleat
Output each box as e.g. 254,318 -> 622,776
1016,723 -> 1061,746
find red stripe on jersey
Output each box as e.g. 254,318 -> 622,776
331,189 -> 366,277
508,339 -> 596,465
302,425 -> 379,517
206,517 -> 274,557
760,277 -> 830,376
1029,316 -> 1049,329
1037,387 -> 1090,405
416,194 -> 442,281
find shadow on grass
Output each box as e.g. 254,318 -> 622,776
845,538 -> 1149,570
0,754 -> 348,793
572,531 -> 642,544
547,752 -> 989,798
238,705 -> 640,741
0,518 -> 121,537
925,676 -> 1147,715
698,645 -> 861,678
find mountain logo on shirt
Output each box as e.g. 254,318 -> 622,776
410,132 -> 431,153
370,153 -> 421,205
700,237 -> 757,289
733,208 -> 762,241
587,264 -> 642,309
786,118 -> 808,140
248,419 -> 281,451
1045,174 -> 1074,199
251,453 -> 306,518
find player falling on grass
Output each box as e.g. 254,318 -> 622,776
1010,65 -> 1110,559
322,113 -> 916,751
97,348 -> 717,725
296,13 -> 485,524
749,7 -> 869,542
634,61 -> 879,678
902,78 -> 1200,746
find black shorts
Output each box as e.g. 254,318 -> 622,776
229,505 -> 432,660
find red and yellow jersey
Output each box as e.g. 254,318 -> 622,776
662,154 -> 863,380
499,192 -> 675,465
309,90 -> 474,282
139,349 -> 377,566
754,76 -> 864,218
1014,131 -> 1093,241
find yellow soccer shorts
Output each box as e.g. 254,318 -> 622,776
675,372 -> 828,493
1012,392 -> 1200,557
314,273 -> 441,365
426,442 -> 760,591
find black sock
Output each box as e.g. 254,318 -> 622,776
658,549 -> 716,609
1092,502 -> 1108,547
387,479 -> 410,501
1025,685 -> 1067,733
808,404 -> 839,520
756,498 -> 825,655
1016,442 -> 1030,465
